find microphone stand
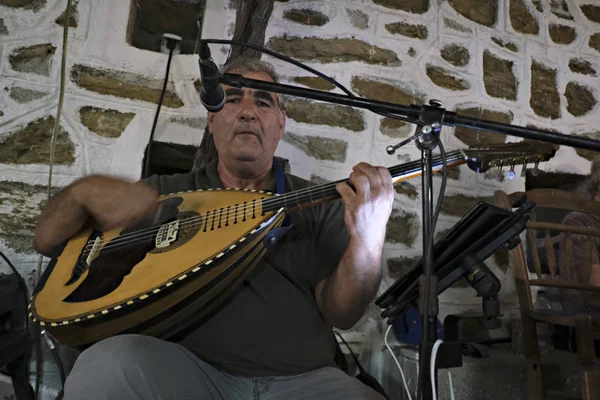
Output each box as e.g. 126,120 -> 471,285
216,72 -> 600,400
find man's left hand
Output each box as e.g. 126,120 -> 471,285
335,162 -> 395,255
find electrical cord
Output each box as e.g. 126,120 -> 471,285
430,339 -> 443,400
33,1 -> 72,398
384,324 -> 412,400
142,37 -> 178,179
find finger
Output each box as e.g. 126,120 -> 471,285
336,182 -> 356,202
354,163 -> 383,192
377,166 -> 394,192
349,171 -> 370,199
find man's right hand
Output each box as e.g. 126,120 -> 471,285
34,175 -> 159,256
71,176 -> 160,231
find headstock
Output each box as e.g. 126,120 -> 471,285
463,141 -> 557,178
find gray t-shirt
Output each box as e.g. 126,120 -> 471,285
145,159 -> 350,376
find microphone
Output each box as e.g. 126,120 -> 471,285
198,41 -> 225,112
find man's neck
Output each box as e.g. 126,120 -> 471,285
217,159 -> 273,190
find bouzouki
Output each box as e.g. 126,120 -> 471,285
30,142 -> 556,347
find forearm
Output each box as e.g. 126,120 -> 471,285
318,237 -> 383,329
33,180 -> 90,257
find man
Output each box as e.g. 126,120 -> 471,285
33,57 -> 394,399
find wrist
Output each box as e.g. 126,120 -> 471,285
348,234 -> 384,264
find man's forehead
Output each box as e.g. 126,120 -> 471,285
222,70 -> 277,97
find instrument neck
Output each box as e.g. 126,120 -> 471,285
261,150 -> 466,214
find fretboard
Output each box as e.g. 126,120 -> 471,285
261,150 -> 466,214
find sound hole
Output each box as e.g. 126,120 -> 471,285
63,198 -> 185,303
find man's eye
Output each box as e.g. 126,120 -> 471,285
257,100 -> 271,107
226,98 -> 240,103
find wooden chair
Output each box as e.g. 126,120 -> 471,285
495,189 -> 600,400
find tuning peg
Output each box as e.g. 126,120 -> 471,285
521,163 -> 528,177
494,166 -> 504,182
506,165 -> 516,180
531,160 -> 540,177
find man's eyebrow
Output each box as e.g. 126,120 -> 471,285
225,88 -> 243,97
253,90 -> 276,104
224,88 -> 277,105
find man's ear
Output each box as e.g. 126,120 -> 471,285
277,110 -> 286,140
207,112 -> 214,132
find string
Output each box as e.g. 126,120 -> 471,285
80,152 -> 465,255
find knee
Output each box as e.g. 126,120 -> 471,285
75,334 -> 160,369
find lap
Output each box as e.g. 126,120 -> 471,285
261,367 -> 385,400
63,334 -> 383,400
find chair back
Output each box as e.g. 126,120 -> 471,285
494,189 -> 600,312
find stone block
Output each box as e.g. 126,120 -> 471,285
385,22 -> 428,39
589,33 -> 600,52
79,106 -> 136,138
394,181 -> 418,199
441,193 -> 494,217
283,9 -> 329,26
565,82 -> 596,117
55,0 -> 78,27
530,61 -> 560,119
0,18 -> 8,35
346,8 -> 368,30
281,98 -> 364,132
71,64 -> 184,108
568,59 -> 596,76
8,87 -> 48,104
267,37 -> 400,66
9,43 -> 56,76
550,0 -> 572,20
510,0 -> 539,35
0,181 -> 59,253
448,0 -> 497,27
386,211 -> 419,246
292,76 -> 335,91
426,66 -> 470,91
352,77 -> 424,105
0,0 -> 45,11
491,37 -> 518,52
483,51 -> 517,101
581,4 -> 600,23
441,44 -> 470,67
387,255 -> 420,279
283,132 -> 347,162
453,107 -> 512,146
549,24 -> 576,44
0,116 -> 75,165
373,0 -> 429,14
380,118 -> 412,139
443,17 -> 472,33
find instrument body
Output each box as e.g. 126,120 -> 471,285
29,142 -> 557,346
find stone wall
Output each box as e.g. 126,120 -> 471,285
1,0 -> 600,359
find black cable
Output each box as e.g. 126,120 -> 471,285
40,330 -> 66,400
142,43 -> 176,179
417,134 -> 447,400
0,251 -> 29,335
201,39 -> 423,127
333,331 -> 364,373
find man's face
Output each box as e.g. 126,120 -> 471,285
207,70 -> 286,165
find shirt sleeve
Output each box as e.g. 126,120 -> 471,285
313,198 -> 350,285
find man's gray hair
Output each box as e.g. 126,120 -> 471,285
192,57 -> 282,171
222,56 -> 280,84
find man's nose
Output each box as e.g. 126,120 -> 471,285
238,98 -> 257,121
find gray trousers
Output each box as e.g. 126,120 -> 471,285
63,334 -> 384,400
